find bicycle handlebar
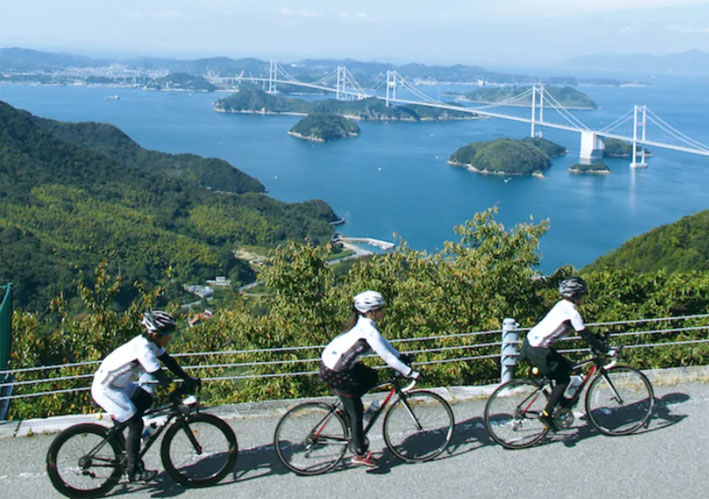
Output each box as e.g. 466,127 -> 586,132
402,378 -> 417,393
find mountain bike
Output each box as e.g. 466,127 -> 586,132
484,345 -> 655,449
273,371 -> 455,475
46,386 -> 238,498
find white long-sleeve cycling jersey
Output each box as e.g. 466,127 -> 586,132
526,299 -> 585,348
321,316 -> 411,376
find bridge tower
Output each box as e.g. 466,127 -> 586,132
385,70 -> 397,107
579,131 -> 605,164
529,85 -> 545,138
336,66 -> 347,101
267,60 -> 277,94
630,105 -> 648,168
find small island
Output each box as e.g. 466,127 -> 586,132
145,73 -> 216,92
602,138 -> 651,158
569,162 -> 611,175
448,137 -> 566,176
288,113 -> 360,142
462,85 -> 597,109
215,88 -> 479,121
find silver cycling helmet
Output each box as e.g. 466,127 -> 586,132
559,276 -> 588,300
353,290 -> 386,313
141,310 -> 177,336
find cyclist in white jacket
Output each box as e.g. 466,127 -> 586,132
320,291 -> 419,468
91,311 -> 200,482
520,277 -> 610,431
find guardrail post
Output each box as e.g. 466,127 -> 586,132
501,318 -> 519,384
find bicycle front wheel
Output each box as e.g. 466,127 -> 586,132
161,413 -> 238,488
383,390 -> 455,463
585,366 -> 655,436
46,423 -> 123,498
274,402 -> 348,476
484,379 -> 549,449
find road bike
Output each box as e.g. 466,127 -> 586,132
46,386 -> 238,497
273,371 -> 455,475
484,345 -> 655,449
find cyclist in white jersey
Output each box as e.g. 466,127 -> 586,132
520,277 -> 609,431
320,291 -> 419,468
91,311 -> 200,482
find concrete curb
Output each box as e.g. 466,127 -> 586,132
2,365 -> 707,439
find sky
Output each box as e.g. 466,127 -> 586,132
2,0 -> 709,66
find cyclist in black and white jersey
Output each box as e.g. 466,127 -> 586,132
521,277 -> 611,431
91,311 -> 200,482
320,291 -> 419,468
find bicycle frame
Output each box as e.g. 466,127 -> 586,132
80,397 -> 199,470
311,374 -> 417,443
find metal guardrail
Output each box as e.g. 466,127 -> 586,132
0,313 -> 707,402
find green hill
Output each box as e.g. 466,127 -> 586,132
289,113 -> 360,142
583,210 -> 709,272
448,137 -> 565,175
464,86 -> 597,109
602,138 -> 650,158
145,72 -> 217,92
0,100 -> 338,311
215,88 -> 476,121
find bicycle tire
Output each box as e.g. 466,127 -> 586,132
484,379 -> 549,449
585,365 -> 655,436
161,412 -> 238,488
273,401 -> 348,476
383,390 -> 455,463
46,423 -> 123,498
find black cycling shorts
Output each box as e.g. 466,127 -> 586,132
520,338 -> 572,384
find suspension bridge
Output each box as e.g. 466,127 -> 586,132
212,61 -> 709,167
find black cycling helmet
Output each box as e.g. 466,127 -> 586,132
141,310 -> 176,336
559,276 -> 588,301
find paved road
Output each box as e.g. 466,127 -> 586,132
1,379 -> 707,499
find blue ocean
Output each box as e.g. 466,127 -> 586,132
1,75 -> 708,272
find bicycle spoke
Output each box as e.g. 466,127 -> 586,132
484,379 -> 549,449
383,391 -> 454,462
47,424 -> 123,497
586,366 -> 655,436
164,418 -> 235,484
274,402 -> 348,476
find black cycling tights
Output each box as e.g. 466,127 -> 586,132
337,393 -> 367,456
124,388 -> 153,473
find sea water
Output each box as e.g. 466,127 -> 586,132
1,76 -> 707,272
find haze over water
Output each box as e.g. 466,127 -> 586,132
2,75 -> 708,272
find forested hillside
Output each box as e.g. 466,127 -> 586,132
584,210 -> 709,272
0,100 -> 338,311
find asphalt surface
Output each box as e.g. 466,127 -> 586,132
1,378 -> 708,499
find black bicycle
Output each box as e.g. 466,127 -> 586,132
484,345 -> 655,449
46,387 -> 238,498
273,371 -> 455,476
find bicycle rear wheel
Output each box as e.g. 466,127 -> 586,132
383,390 -> 454,463
585,366 -> 655,436
273,401 -> 348,476
46,423 -> 123,498
161,413 -> 238,488
484,379 -> 549,449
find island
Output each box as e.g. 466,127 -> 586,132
448,137 -> 566,176
214,88 -> 479,121
288,113 -> 360,142
602,138 -> 651,158
569,162 -> 611,174
461,86 -> 597,109
145,72 -> 217,92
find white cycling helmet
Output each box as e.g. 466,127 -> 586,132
141,310 -> 177,336
559,276 -> 588,300
353,290 -> 386,313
